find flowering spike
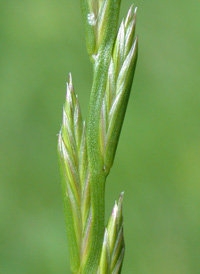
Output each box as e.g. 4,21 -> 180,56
58,1 -> 138,273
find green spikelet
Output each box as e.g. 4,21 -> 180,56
100,5 -> 138,171
98,193 -> 125,274
58,74 -> 92,273
81,0 -> 121,58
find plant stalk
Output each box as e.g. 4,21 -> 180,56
83,52 -> 111,273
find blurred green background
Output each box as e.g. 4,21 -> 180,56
1,0 -> 200,273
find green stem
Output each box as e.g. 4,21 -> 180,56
82,52 -> 110,273
80,1 -> 122,272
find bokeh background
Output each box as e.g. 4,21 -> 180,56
1,0 -> 200,273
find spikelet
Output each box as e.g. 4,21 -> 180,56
58,74 -> 91,274
98,193 -> 125,274
81,0 -> 121,57
100,6 -> 138,171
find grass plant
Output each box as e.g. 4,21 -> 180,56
58,1 -> 138,273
